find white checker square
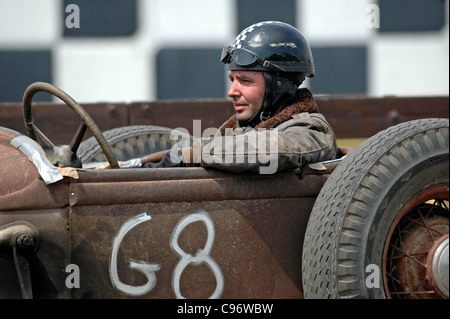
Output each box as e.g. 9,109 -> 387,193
370,35 -> 449,96
298,0 -> 373,43
142,0 -> 233,43
0,0 -> 60,46
54,41 -> 150,103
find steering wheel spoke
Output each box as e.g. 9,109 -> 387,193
22,82 -> 120,169
30,123 -> 55,150
70,122 -> 88,153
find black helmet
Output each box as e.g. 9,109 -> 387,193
221,21 -> 315,126
221,21 -> 315,80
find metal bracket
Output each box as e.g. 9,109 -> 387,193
0,222 -> 39,299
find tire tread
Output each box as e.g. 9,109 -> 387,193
302,118 -> 449,299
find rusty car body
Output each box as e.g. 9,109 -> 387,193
0,82 -> 448,299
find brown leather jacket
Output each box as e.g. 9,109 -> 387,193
195,89 -> 338,174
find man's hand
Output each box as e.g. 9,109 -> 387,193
140,150 -> 170,165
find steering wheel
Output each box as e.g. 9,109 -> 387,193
22,82 -> 120,169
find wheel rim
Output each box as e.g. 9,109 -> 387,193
383,184 -> 449,299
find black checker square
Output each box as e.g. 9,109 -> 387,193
309,46 -> 367,95
0,50 -> 53,102
237,0 -> 297,33
63,0 -> 137,37
378,0 -> 446,32
156,47 -> 225,100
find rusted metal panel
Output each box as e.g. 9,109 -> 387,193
0,128 -> 70,298
64,167 -> 323,298
1,96 -> 448,141
69,168 -> 326,206
128,96 -> 449,138
0,102 -> 130,145
0,128 -> 69,211
68,197 -> 313,298
315,96 -> 449,138
2,93 -> 448,299
0,105 -> 25,138
0,208 -> 70,298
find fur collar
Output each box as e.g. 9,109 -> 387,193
218,88 -> 319,135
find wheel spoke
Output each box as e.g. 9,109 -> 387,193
438,200 -> 448,211
404,213 -> 446,237
418,208 -> 436,241
385,196 -> 448,299
389,243 -> 427,268
387,251 -> 428,260
386,271 -> 402,286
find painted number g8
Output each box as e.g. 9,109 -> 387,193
109,211 -> 224,299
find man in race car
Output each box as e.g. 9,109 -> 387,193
143,21 -> 337,174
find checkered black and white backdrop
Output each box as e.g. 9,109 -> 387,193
0,0 -> 448,103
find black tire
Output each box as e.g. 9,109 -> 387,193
302,118 -> 449,299
78,125 -> 192,163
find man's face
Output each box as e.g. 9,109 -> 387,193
227,70 -> 265,122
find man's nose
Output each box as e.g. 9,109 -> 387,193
228,81 -> 240,98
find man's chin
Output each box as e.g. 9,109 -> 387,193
236,114 -> 250,122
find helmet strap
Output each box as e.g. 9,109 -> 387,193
237,72 -> 298,127
259,72 -> 274,122
271,73 -> 299,109
237,72 -> 273,128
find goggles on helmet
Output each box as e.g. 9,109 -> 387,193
220,46 -> 286,73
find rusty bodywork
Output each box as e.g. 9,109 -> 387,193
0,83 -> 448,299
0,124 -> 336,298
